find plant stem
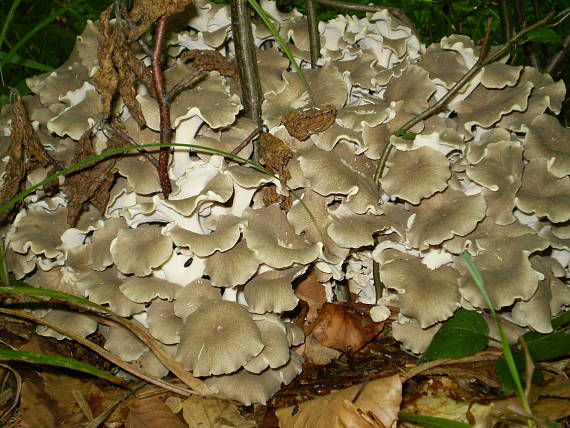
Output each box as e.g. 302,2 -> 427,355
305,0 -> 320,68
151,17 -> 173,199
231,126 -> 262,155
230,0 -> 263,124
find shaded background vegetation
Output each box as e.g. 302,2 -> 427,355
1,0 -> 568,122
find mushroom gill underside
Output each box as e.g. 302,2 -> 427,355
1,0 -> 569,405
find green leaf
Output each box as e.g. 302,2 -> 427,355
0,51 -> 54,71
394,129 -> 417,140
0,284 -> 110,313
420,309 -> 489,363
552,311 -> 570,330
526,27 -> 562,44
523,329 -> 570,361
496,350 -> 544,392
0,349 -> 124,384
399,413 -> 473,428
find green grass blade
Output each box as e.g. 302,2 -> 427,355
460,252 -> 530,416
0,51 -> 54,72
399,413 -> 473,427
0,0 -> 23,53
0,0 -> 87,68
0,349 -> 124,384
246,0 -> 314,103
0,285 -> 110,313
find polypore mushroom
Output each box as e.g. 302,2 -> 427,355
176,300 -> 264,376
381,258 -> 460,328
406,187 -> 486,250
119,276 -> 181,303
457,234 -> 549,309
146,299 -> 183,344
243,267 -> 304,314
515,159 -> 570,223
244,315 -> 291,373
243,204 -> 321,269
173,278 -> 222,319
205,351 -> 303,405
524,114 -> 570,178
380,146 -> 451,204
204,240 -> 261,287
110,225 -> 173,276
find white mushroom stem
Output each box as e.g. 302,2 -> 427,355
172,115 -> 205,180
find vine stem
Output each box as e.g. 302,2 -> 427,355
151,17 -> 173,199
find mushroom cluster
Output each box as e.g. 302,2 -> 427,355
1,0 -> 569,404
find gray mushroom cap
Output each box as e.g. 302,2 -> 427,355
176,300 -> 264,376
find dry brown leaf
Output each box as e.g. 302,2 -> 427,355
0,95 -> 61,223
20,379 -> 58,428
181,49 -> 237,79
127,0 -> 194,42
181,396 -> 256,427
92,8 -> 151,127
276,375 -> 402,428
64,130 -> 119,226
113,24 -> 151,127
125,396 -> 188,428
294,269 -> 327,325
282,107 -> 336,141
92,8 -> 118,122
310,302 -> 385,353
300,333 -> 341,365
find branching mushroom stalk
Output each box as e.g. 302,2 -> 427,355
151,17 -> 174,199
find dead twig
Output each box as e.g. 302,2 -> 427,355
0,308 -> 194,396
151,17 -> 173,199
166,69 -> 206,103
108,121 -> 159,168
231,127 -> 263,155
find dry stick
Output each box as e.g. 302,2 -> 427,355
166,70 -> 206,104
373,11 -> 555,185
230,0 -> 263,160
514,0 -> 540,70
305,0 -> 320,68
151,17 -> 173,199
545,32 -> 570,75
498,0 -> 513,43
109,121 -> 159,168
231,126 -> 263,155
0,308 -> 194,396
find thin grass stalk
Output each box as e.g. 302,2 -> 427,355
305,0 -> 320,68
0,0 -> 23,53
247,0 -> 314,104
461,252 -> 532,422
